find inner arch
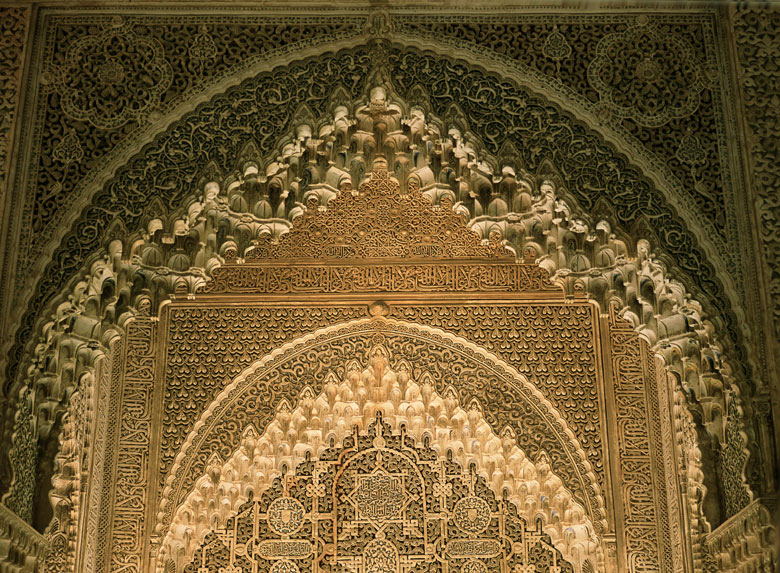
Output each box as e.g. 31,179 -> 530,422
155,317 -> 604,572
160,328 -> 601,572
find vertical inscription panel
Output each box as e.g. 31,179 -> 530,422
108,317 -> 157,573
609,311 -> 674,572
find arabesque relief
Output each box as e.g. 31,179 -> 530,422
0,29 -> 772,573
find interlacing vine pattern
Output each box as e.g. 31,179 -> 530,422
4,44 -> 743,393
0,7 -> 28,225
731,4 -> 780,439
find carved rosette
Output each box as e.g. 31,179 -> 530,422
587,18 -> 706,127
50,20 -> 172,129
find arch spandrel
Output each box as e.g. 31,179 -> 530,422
156,318 -> 603,573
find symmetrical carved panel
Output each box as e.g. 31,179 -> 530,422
3,42 -> 764,558
157,317 -> 604,548
162,340 -> 597,571
185,413 -> 574,573
1,10 -> 776,573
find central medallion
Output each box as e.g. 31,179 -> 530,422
267,497 -> 305,536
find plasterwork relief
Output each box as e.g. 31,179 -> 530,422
607,308 -> 675,572
0,7 -> 28,227
0,5 -> 26,220
156,315 -> 605,544
108,316 -> 158,573
3,36 -> 748,404
732,5 -> 780,343
184,412 -> 575,573
162,339 -> 598,571
0,10 -> 773,572
2,37 -> 765,554
0,5 -> 29,492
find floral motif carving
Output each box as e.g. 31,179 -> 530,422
52,131 -> 83,167
587,18 -> 707,127
2,387 -> 35,523
732,5 -> 780,341
720,392 -> 753,519
0,7 -> 27,224
50,21 -> 173,129
542,25 -> 571,72
5,43 -> 740,403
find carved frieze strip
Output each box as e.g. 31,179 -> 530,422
93,336 -> 125,573
654,358 -> 686,573
201,261 -> 563,296
608,308 -> 673,572
80,338 -> 120,573
107,317 -> 158,573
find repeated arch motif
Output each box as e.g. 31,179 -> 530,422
0,35 -> 766,573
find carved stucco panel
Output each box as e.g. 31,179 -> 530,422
608,309 -> 674,573
3,39 -> 746,402
155,315 -> 605,572
0,7 -> 28,229
160,339 -> 599,571
182,413 -> 577,573
157,305 -> 605,535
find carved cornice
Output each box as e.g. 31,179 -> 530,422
0,502 -> 47,571
705,496 -> 777,573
